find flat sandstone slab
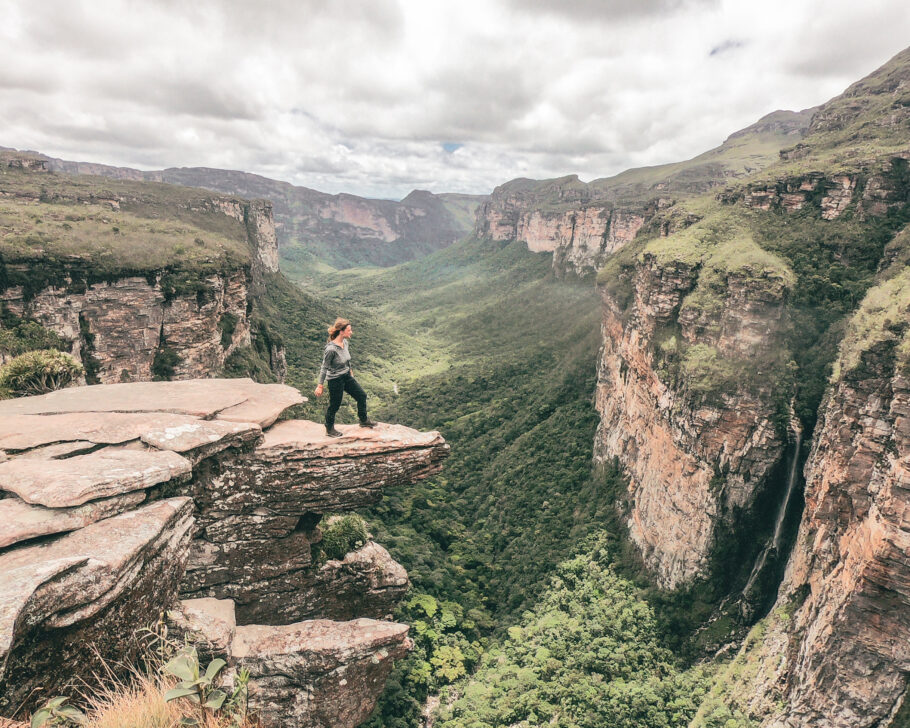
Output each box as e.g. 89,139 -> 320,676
0,498 -> 194,659
0,412 -> 252,453
0,379 -> 302,423
0,447 -> 191,507
0,491 -> 147,548
232,617 -> 410,663
259,421 -> 446,457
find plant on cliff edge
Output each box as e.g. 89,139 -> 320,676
318,514 -> 369,561
162,647 -> 228,726
0,349 -> 83,397
30,696 -> 85,727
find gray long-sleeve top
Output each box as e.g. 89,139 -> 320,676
318,341 -> 352,384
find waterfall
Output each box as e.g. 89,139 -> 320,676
743,428 -> 803,597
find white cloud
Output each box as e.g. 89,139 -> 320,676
0,0 -> 908,198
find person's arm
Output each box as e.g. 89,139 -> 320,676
315,347 -> 334,395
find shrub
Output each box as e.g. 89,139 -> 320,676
151,345 -> 182,381
319,514 -> 369,561
0,349 -> 83,397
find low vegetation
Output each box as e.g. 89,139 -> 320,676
0,349 -> 83,398
318,514 -> 369,561
435,535 -> 712,728
24,635 -> 258,728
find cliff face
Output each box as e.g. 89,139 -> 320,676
476,182 -> 655,276
0,154 -> 284,382
41,159 -> 486,269
593,233 -> 791,587
1,271 -> 252,382
778,315 -> 910,725
599,48 -> 910,727
474,110 -> 811,276
0,379 -> 449,727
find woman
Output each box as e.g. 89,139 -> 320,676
314,317 -> 376,437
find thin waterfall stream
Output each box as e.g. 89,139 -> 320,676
743,427 -> 803,597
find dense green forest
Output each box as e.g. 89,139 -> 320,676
269,237 -> 723,727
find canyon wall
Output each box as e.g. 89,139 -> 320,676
41,158 -> 485,269
473,110 -> 811,276
0,379 -> 449,727
593,230 -> 792,588
0,153 -> 285,382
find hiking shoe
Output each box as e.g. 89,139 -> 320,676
359,419 -> 377,428
326,427 -> 344,438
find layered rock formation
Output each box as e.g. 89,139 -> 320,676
593,230 -> 792,587
0,379 -> 448,727
175,598 -> 411,728
39,158 -> 486,269
474,110 -> 812,275
0,153 -> 284,383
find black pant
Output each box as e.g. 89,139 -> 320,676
325,372 -> 367,428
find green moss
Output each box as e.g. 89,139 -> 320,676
151,341 -> 182,381
0,307 -> 69,356
220,345 -> 276,383
319,514 -> 369,561
218,312 -> 239,350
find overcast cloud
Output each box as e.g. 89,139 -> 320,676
1,0 -> 908,198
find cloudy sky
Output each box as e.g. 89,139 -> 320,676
1,0 -> 909,199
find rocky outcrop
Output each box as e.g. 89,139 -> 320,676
37,157 -> 485,269
733,154 -> 910,220
475,177 -> 655,276
174,598 -> 410,728
593,230 -> 792,588
0,498 -> 195,714
474,111 -> 812,276
0,379 -> 448,726
0,154 -> 285,383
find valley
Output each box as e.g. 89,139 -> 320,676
1,44 -> 909,728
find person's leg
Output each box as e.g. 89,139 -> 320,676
326,377 -> 345,432
344,375 -> 372,425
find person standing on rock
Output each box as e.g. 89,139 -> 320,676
314,317 -> 376,437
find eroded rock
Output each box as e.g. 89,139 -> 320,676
232,618 -> 412,728
0,498 -> 195,712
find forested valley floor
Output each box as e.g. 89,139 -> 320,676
266,238 -> 750,728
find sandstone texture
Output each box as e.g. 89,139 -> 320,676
731,317 -> 910,727
475,177 -> 653,276
170,597 -> 412,728
0,379 -> 447,726
1,271 -> 252,383
0,498 -> 195,712
233,618 -> 411,728
593,248 -> 789,588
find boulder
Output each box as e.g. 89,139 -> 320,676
232,618 -> 412,728
0,498 -> 195,712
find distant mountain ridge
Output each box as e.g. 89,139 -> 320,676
13,153 -> 486,268
475,107 -> 814,275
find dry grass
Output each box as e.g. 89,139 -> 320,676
77,669 -> 260,728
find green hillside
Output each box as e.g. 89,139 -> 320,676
0,152 -> 253,293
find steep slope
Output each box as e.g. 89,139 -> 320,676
588,47 -> 910,727
38,156 -> 485,268
475,109 -> 812,275
0,152 -> 286,383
